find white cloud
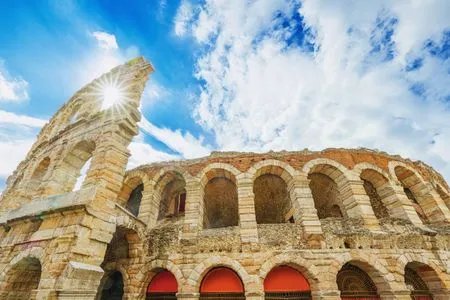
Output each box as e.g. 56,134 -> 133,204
177,0 -> 450,181
92,31 -> 119,50
0,139 -> 35,178
174,1 -> 194,36
142,80 -> 172,107
0,111 -> 46,182
139,116 -> 210,159
0,60 -> 29,102
73,31 -> 140,88
127,133 -> 180,169
0,110 -> 47,127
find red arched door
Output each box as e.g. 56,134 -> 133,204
264,266 -> 312,300
146,270 -> 178,300
200,267 -> 245,300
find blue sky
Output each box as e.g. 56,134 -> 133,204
1,0 -> 450,190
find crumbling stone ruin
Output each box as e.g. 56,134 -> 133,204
1,57 -> 450,299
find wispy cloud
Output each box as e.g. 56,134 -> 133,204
0,110 -> 46,181
92,31 -> 119,50
174,0 -> 194,36
0,60 -> 29,102
139,116 -> 210,159
0,110 -> 47,127
128,133 -> 180,169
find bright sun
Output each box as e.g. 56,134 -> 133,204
101,85 -> 123,110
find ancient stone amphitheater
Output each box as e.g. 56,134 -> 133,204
1,57 -> 450,300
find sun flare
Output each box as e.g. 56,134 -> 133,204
101,84 -> 123,110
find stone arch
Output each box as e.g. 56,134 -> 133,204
96,267 -> 127,300
303,158 -> 357,181
197,163 -> 241,187
248,160 -> 298,224
52,139 -> 96,194
135,259 -> 184,297
354,163 -> 400,220
335,255 -> 397,298
259,253 -> 321,292
27,156 -> 51,194
151,168 -> 189,222
0,247 -> 46,299
247,159 -> 297,185
390,161 -> 450,223
187,256 -> 255,294
198,164 -> 240,229
397,254 -> 450,297
303,159 -> 353,219
117,171 -> 150,218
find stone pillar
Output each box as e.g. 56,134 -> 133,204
289,175 -> 323,246
182,178 -> 204,240
340,180 -> 381,231
54,261 -> 104,300
246,292 -> 264,300
311,290 -> 340,300
379,290 -> 412,300
177,292 -> 200,300
236,176 -> 259,244
422,183 -> 450,222
381,185 -> 423,226
432,289 -> 450,300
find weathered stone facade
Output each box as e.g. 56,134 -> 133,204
1,57 -> 450,299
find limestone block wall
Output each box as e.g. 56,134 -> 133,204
0,54 -> 450,300
95,149 -> 450,300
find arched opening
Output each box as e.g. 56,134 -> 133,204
264,265 -> 311,299
308,173 -> 344,219
147,270 -> 178,300
0,257 -> 42,299
98,271 -> 124,300
126,183 -> 143,217
103,228 -> 130,264
394,166 -> 431,223
200,267 -> 245,299
337,263 -> 380,300
158,172 -> 187,220
58,140 -> 95,193
28,157 -> 51,192
360,170 -> 390,220
203,175 -> 238,229
254,174 -> 293,224
405,262 -> 441,300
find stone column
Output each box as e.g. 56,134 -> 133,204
236,175 -> 259,244
289,174 -> 323,246
54,261 -> 104,300
182,178 -> 204,240
340,179 -> 381,231
379,290 -> 412,300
